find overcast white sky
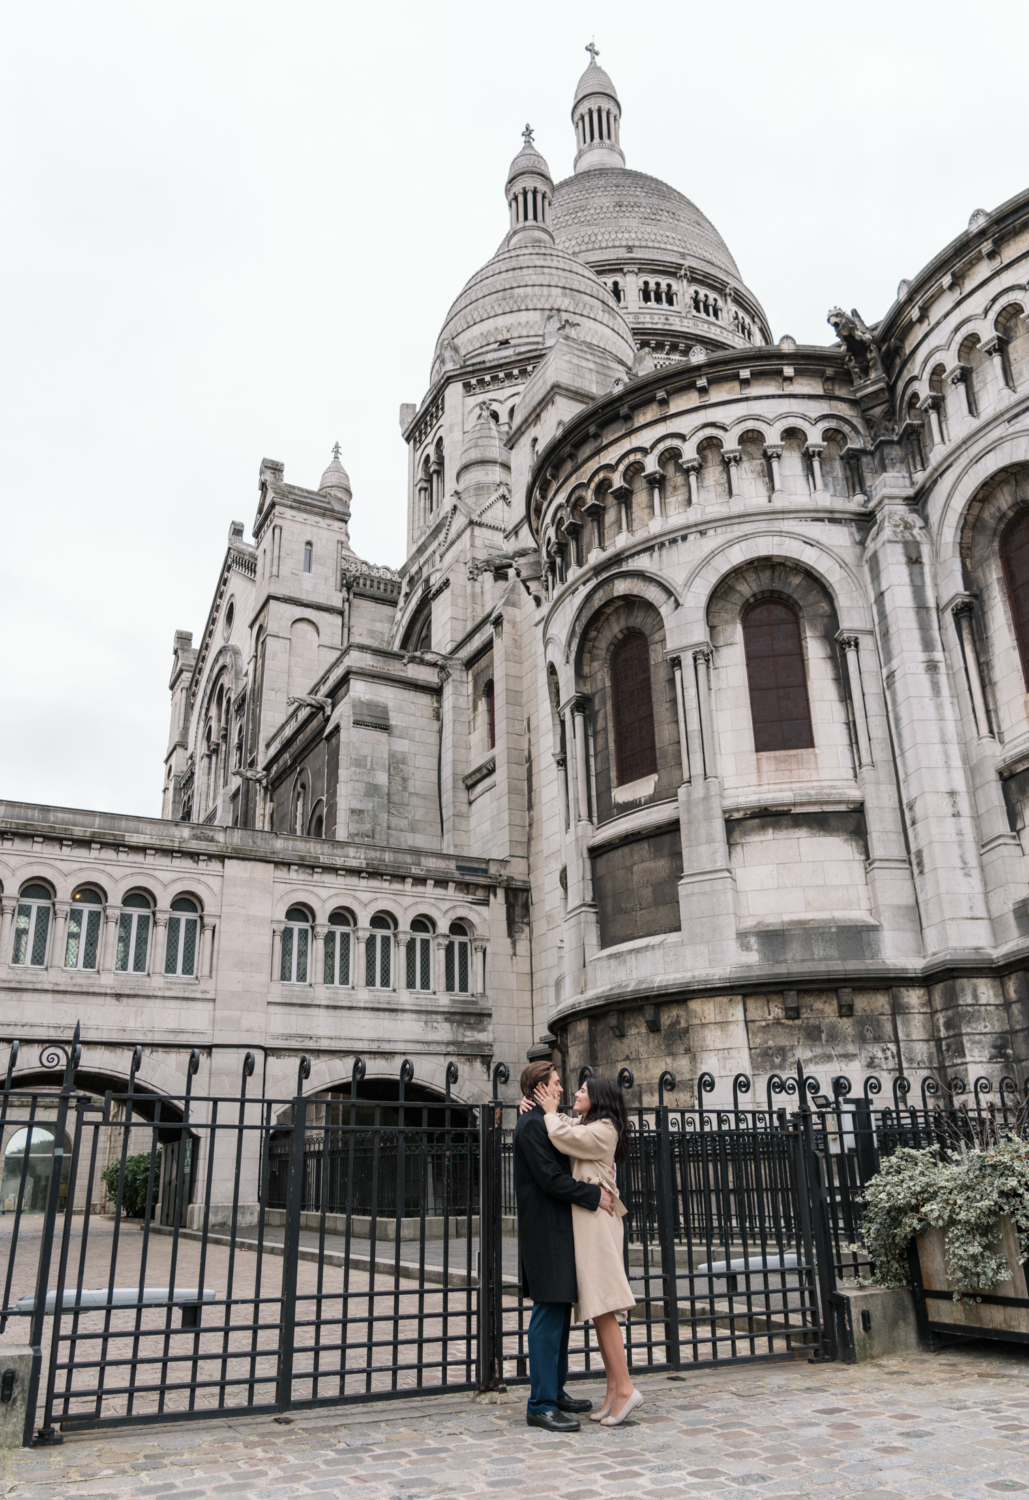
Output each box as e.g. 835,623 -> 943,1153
2,0 -> 1027,819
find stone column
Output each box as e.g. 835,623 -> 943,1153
805,443 -> 825,492
669,655 -> 692,783
919,393 -> 945,448
270,922 -> 283,982
572,702 -> 592,825
201,919 -> 216,979
0,899 -> 14,966
952,601 -> 993,739
864,490 -> 992,954
693,648 -> 717,779
397,933 -> 411,991
683,457 -> 701,508
50,903 -> 70,972
153,913 -> 168,976
837,634 -> 873,768
584,499 -> 605,556
313,924 -> 328,987
564,519 -> 583,570
435,936 -> 450,996
981,334 -> 1010,403
675,643 -> 737,970
643,469 -> 664,529
763,444 -> 783,496
99,908 -> 120,973
722,448 -> 741,499
354,930 -> 368,988
612,484 -> 632,540
623,266 -> 639,310
947,362 -> 974,417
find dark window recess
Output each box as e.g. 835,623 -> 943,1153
742,600 -> 814,752
1001,511 -> 1029,686
610,630 -> 658,784
483,680 -> 495,749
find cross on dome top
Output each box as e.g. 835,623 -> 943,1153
332,441 -> 342,460
522,123 -> 534,146
585,41 -> 599,63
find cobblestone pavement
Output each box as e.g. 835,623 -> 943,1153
3,1342 -> 1028,1499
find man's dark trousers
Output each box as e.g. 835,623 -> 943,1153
526,1302 -> 573,1416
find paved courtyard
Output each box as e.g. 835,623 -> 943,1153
2,1341 -> 1028,1499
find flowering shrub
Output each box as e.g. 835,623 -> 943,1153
859,1140 -> 1029,1297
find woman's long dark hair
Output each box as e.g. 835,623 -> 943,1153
585,1076 -> 631,1165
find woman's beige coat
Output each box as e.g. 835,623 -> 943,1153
543,1113 -> 636,1324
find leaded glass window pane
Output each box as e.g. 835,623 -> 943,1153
339,929 -> 350,985
83,909 -> 101,969
445,942 -> 455,992
280,926 -> 293,983
379,936 -> 390,989
165,917 -> 180,974
324,930 -> 336,984
116,912 -> 133,971
365,936 -> 376,987
133,915 -> 150,972
458,941 -> 469,993
406,938 -> 416,989
296,926 -> 309,984
65,910 -> 83,969
181,918 -> 197,977
420,939 -> 431,990
30,905 -> 49,966
12,906 -> 31,966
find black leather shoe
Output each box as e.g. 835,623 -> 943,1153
526,1409 -> 581,1432
557,1396 -> 593,1413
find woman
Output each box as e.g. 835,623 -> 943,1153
523,1074 -> 643,1427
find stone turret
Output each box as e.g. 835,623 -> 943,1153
572,44 -> 624,173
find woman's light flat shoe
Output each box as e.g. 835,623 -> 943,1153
589,1401 -> 614,1422
601,1389 -> 643,1427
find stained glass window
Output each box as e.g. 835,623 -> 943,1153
281,906 -> 311,984
742,600 -> 814,752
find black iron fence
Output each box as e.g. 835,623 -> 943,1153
1,1030 -> 1027,1447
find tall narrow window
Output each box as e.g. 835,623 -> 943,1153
115,892 -> 152,974
407,916 -> 434,991
483,680 -> 496,749
1001,511 -> 1029,686
324,909 -> 352,986
610,631 -> 658,785
165,896 -> 201,978
742,599 -> 814,751
366,913 -> 393,989
65,888 -> 104,971
303,542 -> 313,573
445,923 -> 471,994
280,905 -> 311,983
11,884 -> 52,967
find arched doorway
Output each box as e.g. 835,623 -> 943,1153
1,1125 -> 72,1214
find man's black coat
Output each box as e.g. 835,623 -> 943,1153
513,1105 -> 602,1304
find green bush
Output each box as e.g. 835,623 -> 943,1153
101,1150 -> 160,1218
860,1140 -> 1029,1297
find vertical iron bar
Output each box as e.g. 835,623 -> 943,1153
275,1056 -> 310,1411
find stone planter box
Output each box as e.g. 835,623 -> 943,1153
914,1215 -> 1029,1340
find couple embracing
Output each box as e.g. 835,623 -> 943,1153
513,1060 -> 643,1431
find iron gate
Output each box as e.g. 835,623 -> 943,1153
2,1030 -> 1026,1445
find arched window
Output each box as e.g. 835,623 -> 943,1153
11,883 -> 53,968
610,631 -> 658,785
324,909 -> 352,987
1000,511 -> 1029,686
281,905 -> 312,984
165,896 -> 201,978
115,892 -> 152,974
407,916 -> 434,991
483,680 -> 496,750
366,914 -> 394,990
742,600 -> 814,752
445,922 -> 471,995
2,1126 -> 72,1214
303,542 -> 313,573
65,887 -> 104,971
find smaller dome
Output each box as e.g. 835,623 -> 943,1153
574,61 -> 619,108
507,132 -> 553,190
319,444 -> 352,501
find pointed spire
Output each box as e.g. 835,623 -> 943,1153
319,443 -> 352,512
572,45 -> 625,173
505,127 -> 555,247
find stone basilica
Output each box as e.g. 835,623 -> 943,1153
4,50 -> 1029,1111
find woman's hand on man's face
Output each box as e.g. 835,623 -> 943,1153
518,1095 -> 534,1115
534,1083 -> 558,1115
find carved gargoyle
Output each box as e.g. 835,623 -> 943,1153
826,306 -> 884,381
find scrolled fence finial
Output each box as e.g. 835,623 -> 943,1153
658,1069 -> 676,1108
296,1055 -> 312,1093
617,1066 -> 634,1091
732,1073 -> 751,1116
577,1065 -> 594,1088
445,1061 -> 459,1102
832,1075 -> 852,1099
241,1051 -> 256,1082
492,1061 -> 510,1099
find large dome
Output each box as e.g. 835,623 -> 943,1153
552,167 -> 741,281
432,241 -> 636,378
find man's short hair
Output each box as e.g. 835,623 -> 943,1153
520,1060 -> 557,1098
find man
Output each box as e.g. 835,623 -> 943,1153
513,1060 -> 615,1432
